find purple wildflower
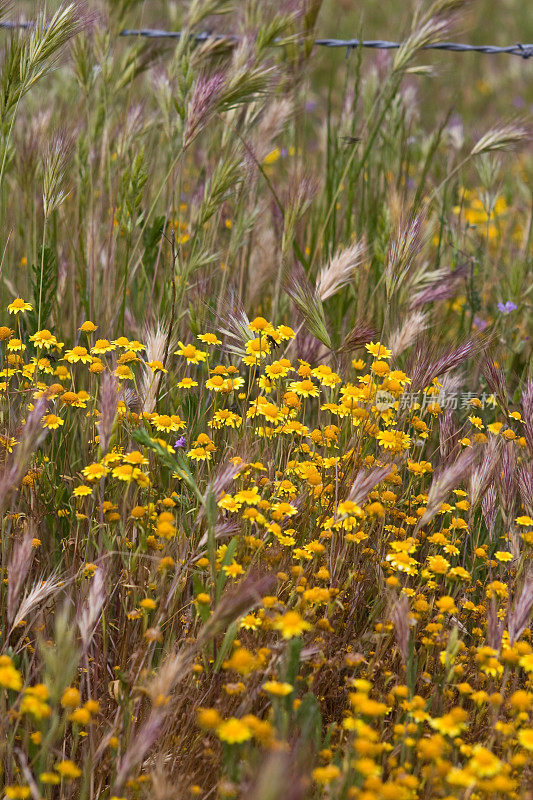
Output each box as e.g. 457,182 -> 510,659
174,436 -> 186,449
497,301 -> 517,314
473,316 -> 488,331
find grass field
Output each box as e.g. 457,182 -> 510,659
0,1 -> 532,798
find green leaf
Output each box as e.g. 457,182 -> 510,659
284,636 -> 303,685
27,245 -> 58,331
213,620 -> 238,673
215,536 -> 238,601
294,692 -> 322,752
142,215 -> 165,275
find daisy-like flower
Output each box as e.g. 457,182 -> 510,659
123,450 -> 149,466
187,446 -> 211,461
365,341 -> 392,359
79,321 -> 97,333
426,554 -> 450,575
240,613 -> 262,630
152,413 -> 185,433
263,681 -> 293,697
205,374 -> 226,391
519,653 -> 533,673
175,341 -> 207,364
146,360 -> 167,373
42,414 -> 64,430
249,316 -> 275,335
376,429 -> 411,451
209,410 -> 242,429
223,561 -> 245,578
469,746 -> 502,778
429,707 -> 468,737
73,485 -> 92,497
312,765 -> 340,785
198,332 -> 222,345
64,346 -> 92,364
218,494 -> 242,512
8,298 -> 32,314
114,365 -> 134,380
386,549 -> 418,575
271,501 -> 297,519
7,338 -> 26,352
177,377 -> 198,388
127,340 -> 145,353
112,464 -> 136,482
312,364 -> 341,387
0,656 -> 23,690
117,350 -> 139,364
244,337 -> 270,362
518,728 -> 533,751
216,717 -> 252,744
223,376 -> 245,392
288,378 -> 319,398
258,375 -> 274,393
0,435 -> 17,452
82,463 -> 108,482
60,391 -> 87,408
337,500 -> 364,518
273,611 -> 312,639
277,324 -> 295,340
249,399 -> 280,422
234,487 -> 261,505
371,360 -> 390,377
494,551 -> 512,562
265,359 -> 292,380
33,357 -> 55,375
90,359 -> 104,374
54,364 -> 71,381
30,330 -> 62,349
91,339 -> 115,355
54,760 -> 81,779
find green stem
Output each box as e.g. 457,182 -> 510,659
37,218 -> 48,332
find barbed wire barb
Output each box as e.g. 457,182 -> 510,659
0,21 -> 532,59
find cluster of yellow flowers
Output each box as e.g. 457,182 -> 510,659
1,304 -> 532,798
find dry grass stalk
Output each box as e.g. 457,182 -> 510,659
97,371 -> 119,453
9,574 -> 64,635
77,566 -> 108,653
0,397 -> 49,517
317,240 -> 366,302
409,334 -> 489,392
391,593 -> 410,664
389,311 -> 428,357
7,525 -> 35,626
140,325 -> 168,414
471,123 -> 528,156
508,572 -> 533,644
416,447 -> 478,530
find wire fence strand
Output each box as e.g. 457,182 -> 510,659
1,21 -> 532,59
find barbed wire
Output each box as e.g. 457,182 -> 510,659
1,21 -> 532,59
122,31 -> 533,59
